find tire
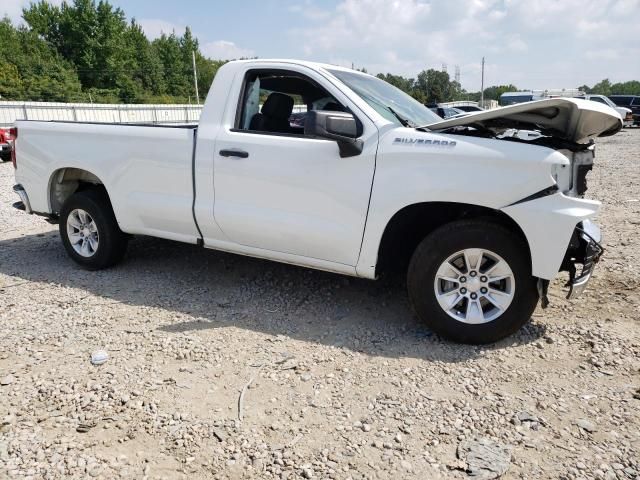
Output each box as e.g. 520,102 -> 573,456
407,219 -> 539,344
59,188 -> 128,270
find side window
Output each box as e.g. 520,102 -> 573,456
236,70 -> 345,136
590,97 -> 606,104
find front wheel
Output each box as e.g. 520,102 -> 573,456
407,220 -> 539,344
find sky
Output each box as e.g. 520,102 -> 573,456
3,0 -> 640,91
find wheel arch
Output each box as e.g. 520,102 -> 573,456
374,201 -> 531,277
48,167 -> 113,215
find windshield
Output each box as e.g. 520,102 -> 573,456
600,96 -> 617,108
326,69 -> 441,127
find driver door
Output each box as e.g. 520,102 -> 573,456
212,67 -> 377,266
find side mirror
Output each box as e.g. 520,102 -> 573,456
305,110 -> 364,157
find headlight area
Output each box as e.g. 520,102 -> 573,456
551,161 -> 571,193
551,146 -> 595,198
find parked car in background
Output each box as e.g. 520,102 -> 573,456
438,101 -> 485,113
0,127 -> 15,162
499,91 -> 541,106
608,95 -> 640,126
454,105 -> 484,113
428,105 -> 467,119
500,89 -> 584,107
577,95 -> 633,127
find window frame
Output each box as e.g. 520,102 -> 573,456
230,68 -> 362,139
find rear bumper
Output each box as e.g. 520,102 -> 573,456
561,220 -> 603,299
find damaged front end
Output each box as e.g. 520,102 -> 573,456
426,98 -> 619,309
560,220 -> 604,299
537,219 -> 604,308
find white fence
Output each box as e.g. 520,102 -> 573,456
1,101 -> 310,127
0,101 -> 204,127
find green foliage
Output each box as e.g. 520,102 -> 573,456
481,84 -> 518,101
0,62 -> 23,99
376,70 -> 465,104
376,73 -> 414,95
3,0 -> 232,103
4,1 -> 640,104
610,80 -> 640,95
0,17 -> 83,101
590,79 -> 612,96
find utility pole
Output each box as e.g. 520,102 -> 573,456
192,50 -> 200,105
480,57 -> 485,107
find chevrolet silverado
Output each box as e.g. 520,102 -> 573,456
10,59 -> 622,343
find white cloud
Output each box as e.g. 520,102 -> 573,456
138,18 -> 186,40
289,0 -> 640,89
201,40 -> 254,60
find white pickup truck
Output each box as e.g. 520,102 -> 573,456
11,59 -> 621,344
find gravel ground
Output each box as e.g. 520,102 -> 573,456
1,130 -> 639,480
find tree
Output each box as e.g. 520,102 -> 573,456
6,0 -> 639,105
0,63 -> 23,99
0,17 -> 82,101
415,69 -> 453,103
152,32 -> 192,100
376,73 -> 414,95
590,79 -> 612,96
124,19 -> 165,99
482,84 -> 519,101
610,80 -> 640,95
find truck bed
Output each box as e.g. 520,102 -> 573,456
14,120 -> 201,244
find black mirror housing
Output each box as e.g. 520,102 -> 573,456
305,110 -> 364,157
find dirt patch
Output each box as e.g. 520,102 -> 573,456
1,130 -> 638,479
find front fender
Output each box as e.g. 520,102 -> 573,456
501,192 -> 600,279
355,129 -> 571,278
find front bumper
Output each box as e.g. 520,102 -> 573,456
561,219 -> 603,299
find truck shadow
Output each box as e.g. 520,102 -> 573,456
0,231 -> 545,362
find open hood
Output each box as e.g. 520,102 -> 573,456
425,98 -> 622,144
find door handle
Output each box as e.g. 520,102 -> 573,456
219,149 -> 249,158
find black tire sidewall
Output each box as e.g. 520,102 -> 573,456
59,190 -> 126,270
407,220 -> 539,344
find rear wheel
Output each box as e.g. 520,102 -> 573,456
407,220 -> 539,344
59,189 -> 128,270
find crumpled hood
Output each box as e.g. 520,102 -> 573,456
425,98 -> 622,144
